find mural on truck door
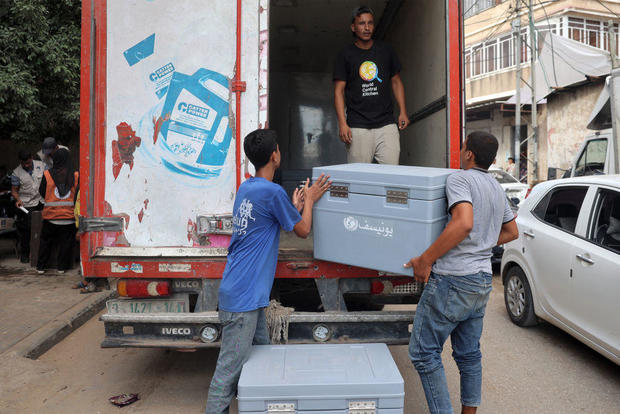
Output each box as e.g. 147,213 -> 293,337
105,0 -> 262,247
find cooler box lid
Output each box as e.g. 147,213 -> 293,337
237,343 -> 404,411
312,163 -> 454,201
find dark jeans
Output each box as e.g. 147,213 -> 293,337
37,220 -> 76,271
15,203 -> 43,261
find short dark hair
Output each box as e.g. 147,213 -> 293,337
465,131 -> 498,169
351,6 -> 374,23
508,157 -> 515,162
18,150 -> 32,162
244,129 -> 278,171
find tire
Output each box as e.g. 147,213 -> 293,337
504,266 -> 538,327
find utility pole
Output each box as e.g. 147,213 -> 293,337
608,21 -> 620,174
610,20 -> 619,69
529,0 -> 538,182
512,17 -> 521,181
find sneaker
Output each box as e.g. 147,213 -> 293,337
57,270 -> 65,275
36,269 -> 45,275
20,256 -> 29,264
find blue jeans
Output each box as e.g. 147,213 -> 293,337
409,272 -> 493,414
205,308 -> 270,414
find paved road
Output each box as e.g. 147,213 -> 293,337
1,276 -> 619,413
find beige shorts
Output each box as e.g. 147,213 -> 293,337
347,123 -> 400,164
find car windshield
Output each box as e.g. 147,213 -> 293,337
489,169 -> 519,184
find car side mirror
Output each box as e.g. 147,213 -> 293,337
510,197 -> 520,205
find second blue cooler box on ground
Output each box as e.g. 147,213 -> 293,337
312,164 -> 454,276
237,343 -> 404,413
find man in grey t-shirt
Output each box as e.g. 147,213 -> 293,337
404,132 -> 519,414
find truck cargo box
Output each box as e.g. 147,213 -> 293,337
313,164 -> 452,276
237,343 -> 404,413
82,0 -> 464,348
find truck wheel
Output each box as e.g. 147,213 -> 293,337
504,266 -> 538,327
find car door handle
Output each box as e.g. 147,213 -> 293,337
576,254 -> 595,265
523,231 -> 535,239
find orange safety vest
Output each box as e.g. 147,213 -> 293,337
42,170 -> 79,220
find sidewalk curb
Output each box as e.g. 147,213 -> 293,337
4,289 -> 117,359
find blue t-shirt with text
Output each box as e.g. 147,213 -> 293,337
218,177 -> 301,312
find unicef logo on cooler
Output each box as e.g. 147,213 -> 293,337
343,216 -> 359,232
359,61 -> 382,83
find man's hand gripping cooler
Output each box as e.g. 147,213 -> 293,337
293,174 -> 332,239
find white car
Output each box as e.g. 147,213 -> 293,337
501,175 -> 620,365
489,168 -> 529,204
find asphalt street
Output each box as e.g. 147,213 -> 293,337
1,276 -> 619,414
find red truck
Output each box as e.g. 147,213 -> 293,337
79,0 -> 463,348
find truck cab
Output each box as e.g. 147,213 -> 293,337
566,130 -> 617,178
566,73 -> 620,178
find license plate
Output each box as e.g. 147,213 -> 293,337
106,294 -> 189,314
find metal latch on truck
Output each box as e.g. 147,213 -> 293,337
78,216 -> 124,232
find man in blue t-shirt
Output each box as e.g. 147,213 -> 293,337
206,129 -> 331,414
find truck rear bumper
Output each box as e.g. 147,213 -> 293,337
100,311 -> 415,348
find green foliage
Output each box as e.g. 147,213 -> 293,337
0,0 -> 81,144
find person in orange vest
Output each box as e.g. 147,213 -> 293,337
36,148 -> 79,275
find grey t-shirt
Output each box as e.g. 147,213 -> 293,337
432,168 -> 515,276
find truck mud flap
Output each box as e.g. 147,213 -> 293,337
100,311 -> 415,348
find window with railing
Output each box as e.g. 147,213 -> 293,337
566,17 -> 618,53
464,0 -> 500,19
465,16 -> 619,80
465,27 -> 530,79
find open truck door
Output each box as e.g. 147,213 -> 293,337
80,0 -> 463,349
80,0 -> 262,261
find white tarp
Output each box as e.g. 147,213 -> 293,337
506,32 -> 611,104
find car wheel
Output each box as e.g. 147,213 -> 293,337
504,266 -> 538,327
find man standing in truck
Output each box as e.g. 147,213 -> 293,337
205,129 -> 331,414
404,132 -> 519,414
333,5 -> 409,165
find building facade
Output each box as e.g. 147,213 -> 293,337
464,0 -> 620,183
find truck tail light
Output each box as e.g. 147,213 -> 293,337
117,279 -> 170,298
525,188 -> 532,199
371,277 -> 423,295
371,281 -> 385,294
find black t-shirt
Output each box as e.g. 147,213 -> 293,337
333,41 -> 402,129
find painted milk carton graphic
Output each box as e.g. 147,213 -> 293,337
159,68 -> 232,177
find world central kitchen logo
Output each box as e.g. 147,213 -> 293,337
177,102 -> 210,119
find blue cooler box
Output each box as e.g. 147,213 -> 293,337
312,164 -> 454,276
237,343 -> 404,413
